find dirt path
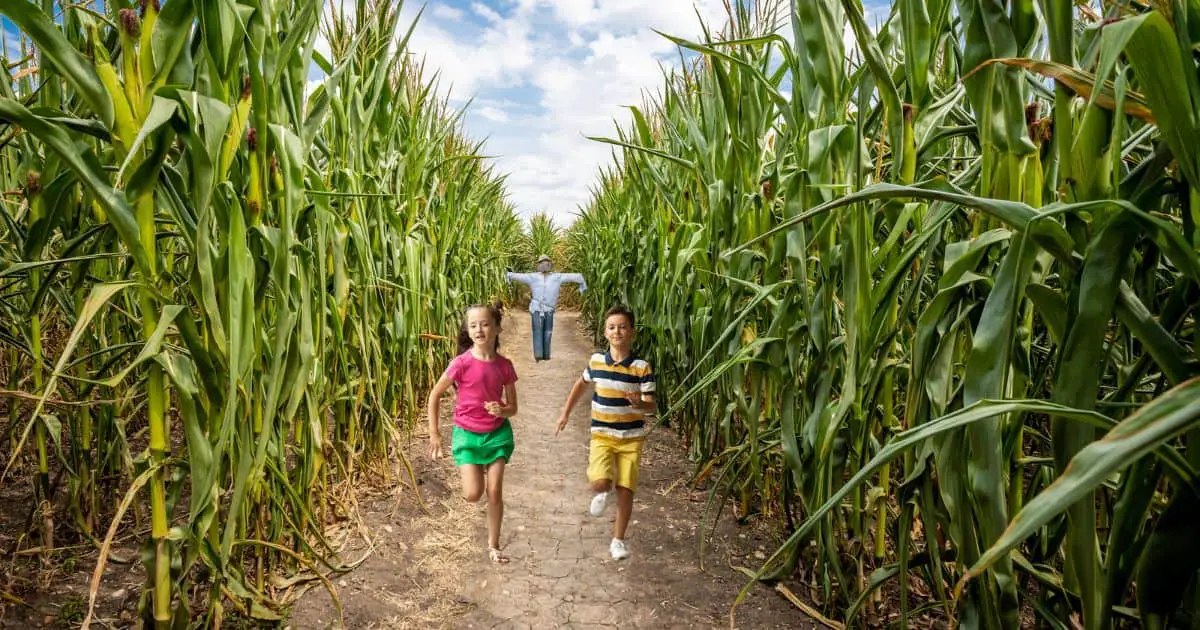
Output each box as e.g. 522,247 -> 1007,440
289,310 -> 811,629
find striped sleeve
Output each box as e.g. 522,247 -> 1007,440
638,360 -> 657,391
581,353 -> 601,383
639,361 -> 655,394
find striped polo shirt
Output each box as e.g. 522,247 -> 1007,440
582,352 -> 655,439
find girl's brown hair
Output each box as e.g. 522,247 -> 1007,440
457,301 -> 504,354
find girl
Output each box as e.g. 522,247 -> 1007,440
427,303 -> 519,563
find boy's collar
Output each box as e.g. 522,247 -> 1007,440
604,350 -> 634,366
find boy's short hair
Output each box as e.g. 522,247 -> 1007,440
604,305 -> 635,328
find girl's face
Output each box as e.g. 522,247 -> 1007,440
467,307 -> 499,350
604,314 -> 634,350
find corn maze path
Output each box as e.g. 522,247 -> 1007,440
291,310 -> 809,629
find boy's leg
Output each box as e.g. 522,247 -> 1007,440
459,464 -> 484,503
612,439 -> 643,541
587,435 -> 615,492
614,487 -> 634,540
589,478 -> 613,493
530,312 -> 544,360
485,459 -> 507,551
587,436 -> 615,515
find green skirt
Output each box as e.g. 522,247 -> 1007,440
451,421 -> 514,467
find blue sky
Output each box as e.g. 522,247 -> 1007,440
2,18 -> 21,59
4,1 -> 893,226
372,0 -> 750,226
347,0 -> 885,225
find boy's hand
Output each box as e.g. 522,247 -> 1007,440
428,431 -> 444,459
484,401 -> 503,417
625,392 -> 643,407
555,413 -> 569,436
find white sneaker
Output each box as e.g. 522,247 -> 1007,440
589,491 -> 610,517
610,538 -> 629,560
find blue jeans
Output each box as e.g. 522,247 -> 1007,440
531,311 -> 555,360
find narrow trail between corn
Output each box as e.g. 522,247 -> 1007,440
291,310 -> 809,629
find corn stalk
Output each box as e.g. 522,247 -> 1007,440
570,1 -> 1200,627
0,0 -> 519,626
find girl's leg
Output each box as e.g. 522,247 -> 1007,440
485,459 -> 508,557
459,465 -> 484,503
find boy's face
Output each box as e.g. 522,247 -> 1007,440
604,314 -> 634,350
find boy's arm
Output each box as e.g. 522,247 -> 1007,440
555,377 -> 590,436
626,365 -> 656,411
625,391 -> 656,411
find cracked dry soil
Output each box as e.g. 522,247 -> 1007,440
289,310 -> 812,630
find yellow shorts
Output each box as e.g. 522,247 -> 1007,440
587,433 -> 645,491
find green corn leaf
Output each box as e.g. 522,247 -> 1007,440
0,1 -> 113,127
962,378 -> 1200,590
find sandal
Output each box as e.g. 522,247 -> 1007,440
488,547 -> 510,564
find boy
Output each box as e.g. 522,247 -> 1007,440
555,305 -> 655,560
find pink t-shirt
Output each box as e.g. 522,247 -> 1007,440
444,351 -> 518,433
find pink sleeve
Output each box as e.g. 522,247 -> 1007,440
504,358 -> 519,385
444,354 -> 464,382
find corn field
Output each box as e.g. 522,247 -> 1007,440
6,0 -> 1200,627
0,0 -> 519,626
569,1 -> 1200,628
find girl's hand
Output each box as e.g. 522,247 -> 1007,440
555,413 -> 569,436
428,431 -> 444,459
484,401 -> 503,417
625,392 -> 643,407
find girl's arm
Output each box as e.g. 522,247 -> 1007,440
555,377 -> 589,435
498,382 -> 519,417
426,373 -> 454,458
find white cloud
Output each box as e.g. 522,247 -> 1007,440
432,5 -> 465,21
476,105 -> 510,123
549,0 -> 729,34
472,2 -> 504,24
386,1 -> 750,225
403,3 -> 535,99
307,2 -> 888,225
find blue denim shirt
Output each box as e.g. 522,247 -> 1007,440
506,272 -> 587,313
